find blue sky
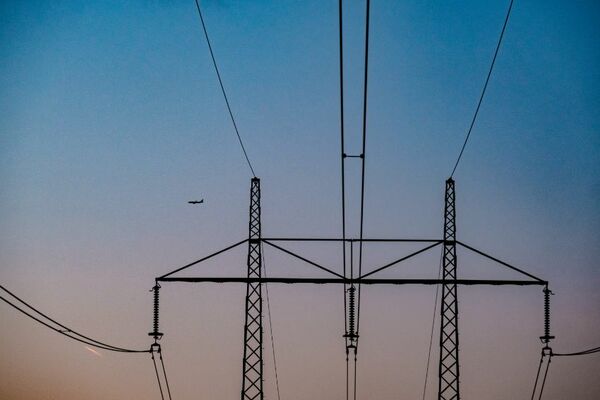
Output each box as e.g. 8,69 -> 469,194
1,1 -> 598,398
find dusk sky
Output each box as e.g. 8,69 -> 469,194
1,0 -> 599,399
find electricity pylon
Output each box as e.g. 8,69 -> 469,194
241,177 -> 263,400
439,178 -> 460,400
155,178 -> 550,398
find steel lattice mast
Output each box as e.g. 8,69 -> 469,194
156,177 -> 550,398
241,177 -> 263,400
438,178 -> 460,400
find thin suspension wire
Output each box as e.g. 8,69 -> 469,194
353,352 -> 358,400
262,245 -> 282,400
537,355 -> 551,400
346,350 -> 350,400
0,290 -> 148,353
159,349 -> 173,400
421,248 -> 444,400
530,352 -> 544,400
450,0 -> 515,177
193,0 -> 256,177
339,6 -> 350,399
339,0 -> 349,345
356,0 -> 371,342
554,346 -> 600,356
152,350 -> 166,400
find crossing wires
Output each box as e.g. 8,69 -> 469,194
450,0 -> 515,177
0,284 -> 149,354
193,0 -> 257,177
530,343 -> 600,400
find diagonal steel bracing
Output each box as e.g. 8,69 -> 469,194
241,178 -> 263,400
439,177 -> 460,400
156,178 -> 549,398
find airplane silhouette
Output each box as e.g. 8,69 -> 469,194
188,199 -> 204,205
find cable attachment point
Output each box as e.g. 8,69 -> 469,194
149,283 -> 163,342
540,285 -> 555,346
150,342 -> 161,354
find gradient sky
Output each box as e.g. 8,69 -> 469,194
1,0 -> 599,399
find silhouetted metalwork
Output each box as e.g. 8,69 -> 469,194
241,177 -> 263,400
149,283 -> 163,342
156,178 -> 551,398
540,286 -> 555,345
158,277 -> 546,286
150,343 -> 173,400
438,178 -> 460,400
344,278 -> 358,349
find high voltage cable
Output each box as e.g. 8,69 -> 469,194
537,356 -> 551,400
554,346 -> 600,356
530,353 -> 545,400
262,246 -> 282,400
421,248 -> 444,400
337,2 -> 351,398
356,0 -> 371,344
353,352 -> 358,400
193,0 -> 257,177
530,345 -> 600,399
152,350 -> 166,400
158,347 -> 173,400
450,0 -> 515,177
339,0 -> 349,348
0,285 -> 148,353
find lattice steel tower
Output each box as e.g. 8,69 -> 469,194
241,177 -> 263,400
438,178 -> 460,400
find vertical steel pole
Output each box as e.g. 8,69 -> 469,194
241,177 -> 263,400
438,178 -> 460,400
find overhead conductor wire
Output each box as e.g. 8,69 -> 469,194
421,247 -> 444,400
151,349 -> 166,400
530,345 -> 600,399
193,0 -> 256,177
262,244 -> 282,400
158,347 -> 173,400
356,0 -> 371,352
450,0 -> 514,177
337,1 -> 351,399
0,285 -> 148,353
537,354 -> 551,400
554,346 -> 600,356
355,0 -> 371,398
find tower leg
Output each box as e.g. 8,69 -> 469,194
241,178 -> 263,400
438,178 -> 460,400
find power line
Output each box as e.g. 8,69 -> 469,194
151,349 -> 166,400
353,352 -> 358,400
421,248 -> 444,400
0,286 -> 148,353
537,355 -> 551,400
529,344 -> 600,399
554,346 -> 600,357
450,0 -> 515,177
530,352 -> 544,400
339,0 -> 349,347
193,0 -> 257,177
262,245 -> 282,400
158,347 -> 173,400
356,0 -> 371,344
